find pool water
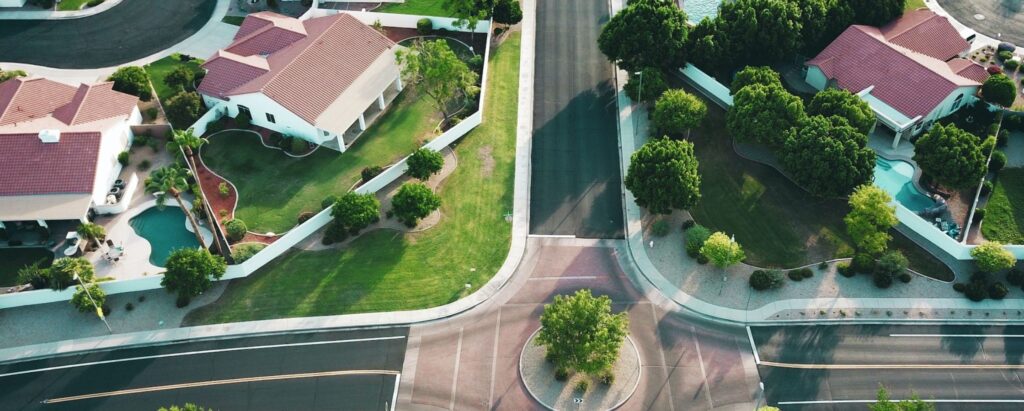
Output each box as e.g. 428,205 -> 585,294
873,158 -> 934,212
683,0 -> 724,23
129,207 -> 201,267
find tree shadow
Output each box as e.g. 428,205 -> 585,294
939,324 -> 985,363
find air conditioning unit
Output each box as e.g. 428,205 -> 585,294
39,129 -> 61,143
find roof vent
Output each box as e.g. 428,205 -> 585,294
39,129 -> 61,143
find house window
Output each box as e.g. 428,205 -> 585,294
952,94 -> 964,111
237,105 -> 251,118
266,113 -> 276,124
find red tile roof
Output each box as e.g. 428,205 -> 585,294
948,59 -> 990,83
197,51 -> 271,99
52,82 -> 139,126
880,10 -> 968,61
0,77 -> 138,127
0,132 -> 101,195
198,12 -> 398,123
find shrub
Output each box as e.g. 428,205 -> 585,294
696,254 -> 709,265
990,150 -> 1007,172
175,294 -> 191,308
1007,60 -> 1021,71
391,182 -> 440,227
575,379 -> 589,393
598,369 -> 615,385
289,137 -> 308,154
974,208 -> 986,221
107,66 -> 152,101
1007,269 -> 1024,286
145,107 -> 159,121
554,367 -> 569,381
322,194 -> 339,210
468,55 -> 484,73
972,241 -> 1017,272
837,262 -> 854,277
361,165 -> 384,182
953,282 -> 966,293
998,129 -> 1010,147
898,272 -> 912,283
218,209 -> 227,218
787,270 -> 804,282
225,219 -> 247,242
117,151 -> 130,166
70,284 -> 106,313
989,65 -> 1004,74
875,250 -> 908,278
681,220 -> 695,230
966,282 -> 988,301
407,148 -> 445,180
235,110 -> 251,128
416,18 -> 432,34
684,224 -> 711,258
851,253 -> 875,274
990,282 -> 1010,299
750,270 -> 784,291
231,243 -> 265,263
269,132 -> 283,146
651,220 -> 670,237
125,302 -> 134,311
981,180 -> 993,196
321,222 -> 349,245
139,159 -> 152,171
1000,50 -> 1014,61
331,192 -> 381,234
873,271 -> 894,288
297,211 -> 314,224
818,261 -> 829,270
218,182 -> 230,198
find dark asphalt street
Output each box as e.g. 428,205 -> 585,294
0,0 -> 216,68
529,0 -> 625,239
0,328 -> 408,411
752,324 -> 1024,410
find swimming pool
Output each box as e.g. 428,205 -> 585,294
683,0 -> 723,23
873,158 -> 934,212
129,207 -> 201,267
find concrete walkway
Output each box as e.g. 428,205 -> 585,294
0,0 -> 123,20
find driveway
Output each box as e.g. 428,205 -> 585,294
0,0 -> 217,69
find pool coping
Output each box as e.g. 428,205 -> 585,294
127,199 -> 214,267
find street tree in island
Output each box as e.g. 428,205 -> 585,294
844,185 -> 898,256
982,74 -> 1017,108
700,232 -> 746,268
913,124 -> 993,189
331,192 -> 381,234
780,115 -> 875,197
653,89 -> 707,138
625,138 -> 701,214
729,66 -> 782,95
391,182 -> 442,227
598,0 -> 689,72
727,82 -> 806,148
76,222 -> 106,250
406,148 -> 445,180
146,164 -> 207,248
537,289 -> 629,376
162,248 -> 227,304
623,67 -> 668,104
397,39 -> 480,121
49,257 -> 94,291
107,66 -> 152,101
70,283 -> 106,314
971,241 -> 1017,273
492,0 -> 522,27
870,386 -> 934,411
807,88 -> 876,134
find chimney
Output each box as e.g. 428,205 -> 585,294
39,129 -> 61,143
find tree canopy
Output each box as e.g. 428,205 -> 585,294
165,91 -> 203,128
391,182 -> 442,227
685,18 -> 731,75
107,66 -> 152,101
982,74 -> 1017,108
652,89 -> 707,137
331,192 -> 381,234
700,232 -> 746,268
845,184 -> 898,256
442,0 -> 492,31
70,283 -> 106,314
537,289 -> 629,375
849,0 -> 906,27
807,88 -> 876,134
798,0 -> 854,55
971,241 -> 1017,273
730,66 -> 782,95
716,0 -> 804,65
625,138 -> 702,214
165,65 -> 196,93
780,115 -> 875,197
397,39 -> 480,120
406,148 -> 445,180
492,0 -> 522,26
727,82 -> 806,148
869,386 -> 935,411
623,67 -> 668,104
598,0 -> 689,72
49,257 -> 94,291
162,248 -> 227,303
913,124 -> 993,189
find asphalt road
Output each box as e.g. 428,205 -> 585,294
529,0 -> 625,239
752,324 -> 1024,410
0,0 -> 216,68
937,0 -> 1024,46
0,328 -> 408,411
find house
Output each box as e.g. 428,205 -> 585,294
197,11 -> 404,152
0,0 -> 27,8
0,77 -> 141,226
805,10 -> 989,148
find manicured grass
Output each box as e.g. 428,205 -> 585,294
57,0 -> 94,11
0,248 -> 54,287
982,168 -> 1024,244
143,54 -> 204,108
905,0 -> 926,11
202,91 -> 440,233
377,0 -> 452,17
184,34 -> 520,324
221,16 -> 246,26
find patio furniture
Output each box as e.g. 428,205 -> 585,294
114,179 -> 126,189
63,232 -> 81,256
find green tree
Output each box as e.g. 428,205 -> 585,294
727,82 -> 806,148
331,192 -> 381,234
166,127 -> 209,171
406,148 -> 445,180
798,0 -> 853,55
982,74 -> 1017,108
869,386 -> 934,411
49,257 -> 94,291
158,404 -> 209,411
165,91 -> 203,128
717,0 -> 804,65
145,164 -> 207,248
107,66 -> 152,101
76,222 -> 106,250
780,115 -> 875,197
0,67 -> 28,82
70,283 -> 106,314
391,182 -> 441,227
441,0 -> 492,31
623,67 -> 668,104
807,88 -> 875,134
224,219 -> 247,242
844,185 -> 898,256
849,0 -> 906,26
913,124 -> 993,189
165,65 -> 196,92
537,289 -> 629,376
397,39 -> 480,121
653,89 -> 706,138
17,260 -> 50,289
597,0 -> 689,72
685,18 -> 731,75
729,66 -> 782,95
492,0 -> 522,27
162,248 -> 227,303
700,232 -> 746,268
971,241 -> 1017,273
625,138 -> 702,214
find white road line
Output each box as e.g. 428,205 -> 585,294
449,327 -> 464,411
527,276 -> 599,280
651,305 -> 675,411
389,373 -> 401,411
779,399 -> 1024,405
760,361 -> 1024,370
746,326 -> 761,365
527,234 -> 576,239
0,335 -> 406,379
889,334 -> 1024,338
487,309 -> 502,408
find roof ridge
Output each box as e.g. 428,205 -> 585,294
0,78 -> 27,123
64,83 -> 93,126
886,11 -> 936,40
861,26 -> 975,86
236,14 -> 348,97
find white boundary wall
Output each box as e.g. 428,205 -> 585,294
0,16 -> 493,309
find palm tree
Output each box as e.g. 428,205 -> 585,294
76,222 -> 106,250
166,128 -> 208,168
145,164 -> 207,249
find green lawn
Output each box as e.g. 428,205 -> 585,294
982,168 -> 1024,244
144,54 -> 205,108
905,0 -> 926,11
377,0 -> 452,17
184,34 -> 521,324
0,248 -> 54,287
202,91 -> 440,233
221,16 -> 246,26
57,0 -> 95,11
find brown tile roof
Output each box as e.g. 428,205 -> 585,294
52,82 -> 139,125
0,78 -> 77,126
199,12 -> 398,123
0,132 -> 101,195
880,10 -> 968,62
948,58 -> 991,83
197,51 -> 271,99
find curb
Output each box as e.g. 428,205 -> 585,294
0,0 -> 123,20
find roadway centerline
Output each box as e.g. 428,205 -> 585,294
0,335 -> 406,379
889,334 -> 1024,338
42,370 -> 401,404
760,361 -> 1024,370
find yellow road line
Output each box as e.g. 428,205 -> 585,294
43,369 -> 400,404
760,361 -> 1024,370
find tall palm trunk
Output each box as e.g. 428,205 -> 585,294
182,147 -> 226,257
171,190 -> 207,249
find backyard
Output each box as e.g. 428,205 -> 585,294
144,53 -> 206,127
0,248 -> 54,287
184,33 -> 521,323
982,167 -> 1024,244
201,90 -> 440,234
377,0 -> 450,16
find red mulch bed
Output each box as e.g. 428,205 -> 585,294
241,232 -> 278,245
385,27 -> 488,53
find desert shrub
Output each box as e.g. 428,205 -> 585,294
225,219 -> 247,242
974,208 -> 986,221
696,254 -> 709,264
873,270 -> 894,288
117,151 -> 130,166
231,243 -> 265,263
837,262 -> 854,277
991,150 -> 1007,172
999,51 -> 1014,61
554,367 -> 569,381
322,194 -> 339,210
598,369 -> 615,385
989,282 -> 1009,299
361,165 -> 384,182
965,282 -> 987,301
787,270 -> 804,282
218,182 -> 230,197
297,211 -> 314,224
321,222 -> 349,245
575,379 -> 589,393
750,270 -> 784,291
1007,268 -> 1024,286
651,220 -> 670,237
416,18 -> 432,34
953,282 -> 966,292
898,272 -> 912,283
685,224 -> 711,258
681,220 -> 695,230
981,180 -> 993,196
851,253 -> 875,274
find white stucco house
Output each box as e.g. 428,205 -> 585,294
805,10 -> 989,148
0,77 -> 141,225
196,11 -> 404,152
0,0 -> 27,8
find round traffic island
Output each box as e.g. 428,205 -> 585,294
519,328 -> 641,410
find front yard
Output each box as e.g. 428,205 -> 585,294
377,0 -> 451,16
184,33 -> 521,324
982,167 -> 1024,244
